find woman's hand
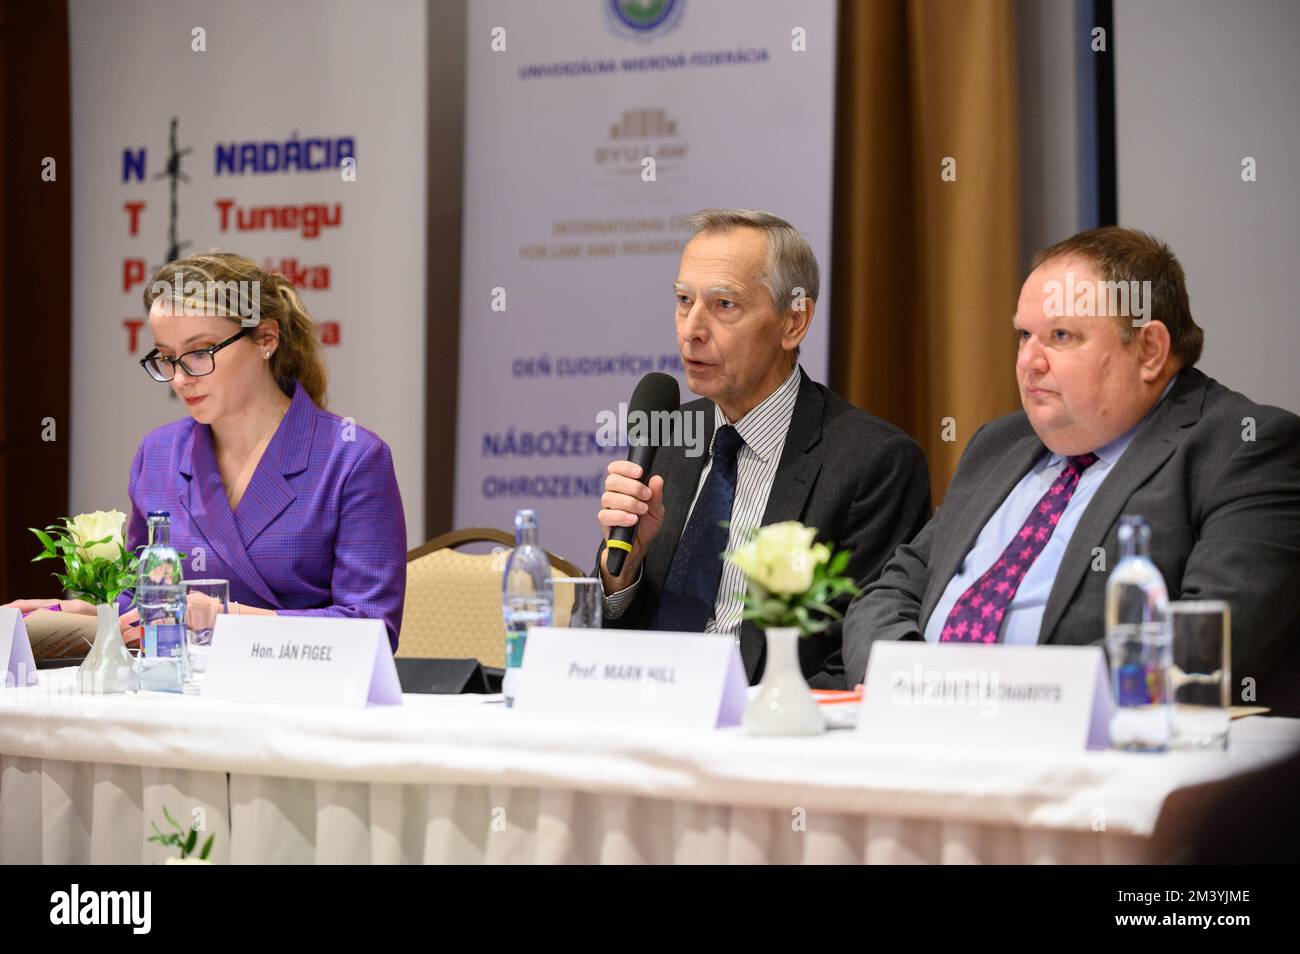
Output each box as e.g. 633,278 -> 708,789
118,607 -> 141,646
0,597 -> 98,615
2,598 -> 142,645
184,591 -> 224,630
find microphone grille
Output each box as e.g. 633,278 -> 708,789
627,372 -> 681,416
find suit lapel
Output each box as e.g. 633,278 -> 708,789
235,388 -> 313,548
1039,371 -> 1205,642
185,424 -> 281,606
919,430 -> 1045,628
758,372 -> 823,527
181,383 -> 314,607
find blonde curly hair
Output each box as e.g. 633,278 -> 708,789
143,251 -> 328,407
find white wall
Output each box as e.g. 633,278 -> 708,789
1114,0 -> 1300,413
1016,0 -> 1088,270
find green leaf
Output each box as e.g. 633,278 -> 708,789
162,804 -> 181,832
200,834 -> 214,860
804,600 -> 843,621
183,827 -> 198,857
827,549 -> 850,577
29,528 -> 57,554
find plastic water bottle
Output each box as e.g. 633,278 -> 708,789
136,512 -> 186,691
502,509 -> 552,708
1105,515 -> 1172,751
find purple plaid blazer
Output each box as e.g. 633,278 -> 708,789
116,381 -> 407,648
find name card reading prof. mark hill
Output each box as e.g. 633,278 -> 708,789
202,615 -> 401,707
512,627 -> 747,729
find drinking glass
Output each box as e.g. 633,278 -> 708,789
182,579 -> 229,695
1169,599 -> 1231,751
549,577 -> 602,629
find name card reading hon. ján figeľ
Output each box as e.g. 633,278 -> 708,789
512,627 -> 747,729
202,615 -> 401,707
857,642 -> 1113,750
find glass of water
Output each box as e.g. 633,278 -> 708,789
182,579 -> 229,695
549,577 -> 602,629
1169,600 -> 1231,751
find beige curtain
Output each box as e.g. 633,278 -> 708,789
832,0 -> 1022,504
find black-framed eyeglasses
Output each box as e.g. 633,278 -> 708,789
139,328 -> 251,382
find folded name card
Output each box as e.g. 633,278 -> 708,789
857,642 -> 1113,750
0,608 -> 39,688
512,627 -> 747,729
202,615 -> 401,707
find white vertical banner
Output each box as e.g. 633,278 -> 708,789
457,0 -> 837,568
68,0 -> 427,543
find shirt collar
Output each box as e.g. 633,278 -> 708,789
711,363 -> 801,463
1044,373 -> 1180,469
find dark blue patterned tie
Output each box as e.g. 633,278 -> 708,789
650,425 -> 744,632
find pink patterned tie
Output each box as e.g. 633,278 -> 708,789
940,453 -> 1099,644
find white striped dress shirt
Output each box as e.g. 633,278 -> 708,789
604,362 -> 802,635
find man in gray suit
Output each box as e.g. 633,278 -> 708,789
596,209 -> 931,686
840,226 -> 1300,715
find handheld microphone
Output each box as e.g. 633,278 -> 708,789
605,371 -> 680,577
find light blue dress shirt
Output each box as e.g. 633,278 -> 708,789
923,378 -> 1177,645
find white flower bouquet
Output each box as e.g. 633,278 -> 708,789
30,510 -> 138,606
727,521 -> 860,635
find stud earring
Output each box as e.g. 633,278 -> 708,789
264,352 -> 271,359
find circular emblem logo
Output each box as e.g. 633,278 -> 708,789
607,0 -> 684,40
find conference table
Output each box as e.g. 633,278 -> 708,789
1,666 -> 1295,864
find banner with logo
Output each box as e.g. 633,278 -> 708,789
456,0 -> 838,567
68,0 -> 426,543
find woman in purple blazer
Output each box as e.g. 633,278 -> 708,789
12,253 -> 406,648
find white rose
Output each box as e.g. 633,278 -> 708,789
730,521 -> 829,597
764,547 -> 816,596
68,510 -> 127,562
727,538 -> 764,582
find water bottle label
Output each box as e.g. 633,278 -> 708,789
145,623 -> 185,658
505,623 -> 527,669
1116,663 -> 1154,706
156,623 -> 184,658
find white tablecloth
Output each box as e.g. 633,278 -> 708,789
2,668 -> 1296,864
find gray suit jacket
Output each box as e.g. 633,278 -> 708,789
841,368 -> 1300,716
600,370 -> 931,686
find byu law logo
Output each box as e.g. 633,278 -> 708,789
49,884 -> 151,934
605,0 -> 684,41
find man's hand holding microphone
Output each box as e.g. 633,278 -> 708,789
596,372 -> 681,594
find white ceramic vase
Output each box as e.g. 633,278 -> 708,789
742,626 -> 825,736
77,603 -> 138,694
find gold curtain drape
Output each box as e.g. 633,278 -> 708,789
831,0 -> 1023,505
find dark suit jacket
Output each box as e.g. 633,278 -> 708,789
600,370 -> 932,686
841,368 -> 1300,716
